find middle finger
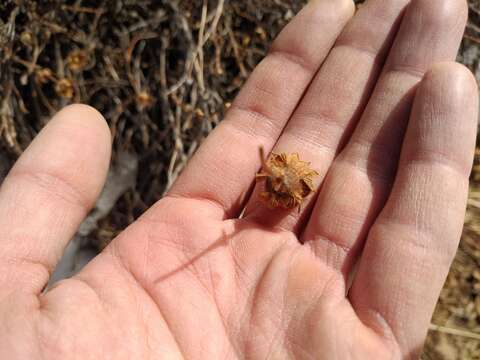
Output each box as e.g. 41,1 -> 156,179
244,0 -> 411,232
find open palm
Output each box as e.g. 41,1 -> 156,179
0,0 -> 478,359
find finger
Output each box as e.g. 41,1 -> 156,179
349,63 -> 478,357
0,105 -> 111,295
244,0 -> 410,232
303,0 -> 468,276
167,0 -> 355,220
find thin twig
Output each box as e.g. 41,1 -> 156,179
203,0 -> 225,45
195,0 -> 208,93
429,324 -> 480,341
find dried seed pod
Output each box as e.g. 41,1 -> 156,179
35,68 -> 53,84
55,78 -> 74,99
136,90 -> 154,110
67,49 -> 89,72
256,148 -> 318,210
20,31 -> 33,47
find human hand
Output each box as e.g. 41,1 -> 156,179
0,0 -> 477,359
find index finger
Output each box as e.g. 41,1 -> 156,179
167,0 -> 355,219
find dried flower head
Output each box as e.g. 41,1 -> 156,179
136,90 -> 154,110
67,50 -> 89,72
20,31 -> 33,46
35,68 -> 53,84
256,148 -> 318,210
55,78 -> 74,99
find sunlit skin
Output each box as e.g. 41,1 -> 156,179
0,0 -> 477,359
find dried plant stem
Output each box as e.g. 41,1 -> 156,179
429,324 -> 480,341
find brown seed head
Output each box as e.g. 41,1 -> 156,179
35,68 -> 53,84
20,31 -> 33,46
67,50 -> 89,72
136,90 -> 154,110
55,78 -> 74,99
256,148 -> 318,210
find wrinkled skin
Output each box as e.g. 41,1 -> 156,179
0,0 -> 477,359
